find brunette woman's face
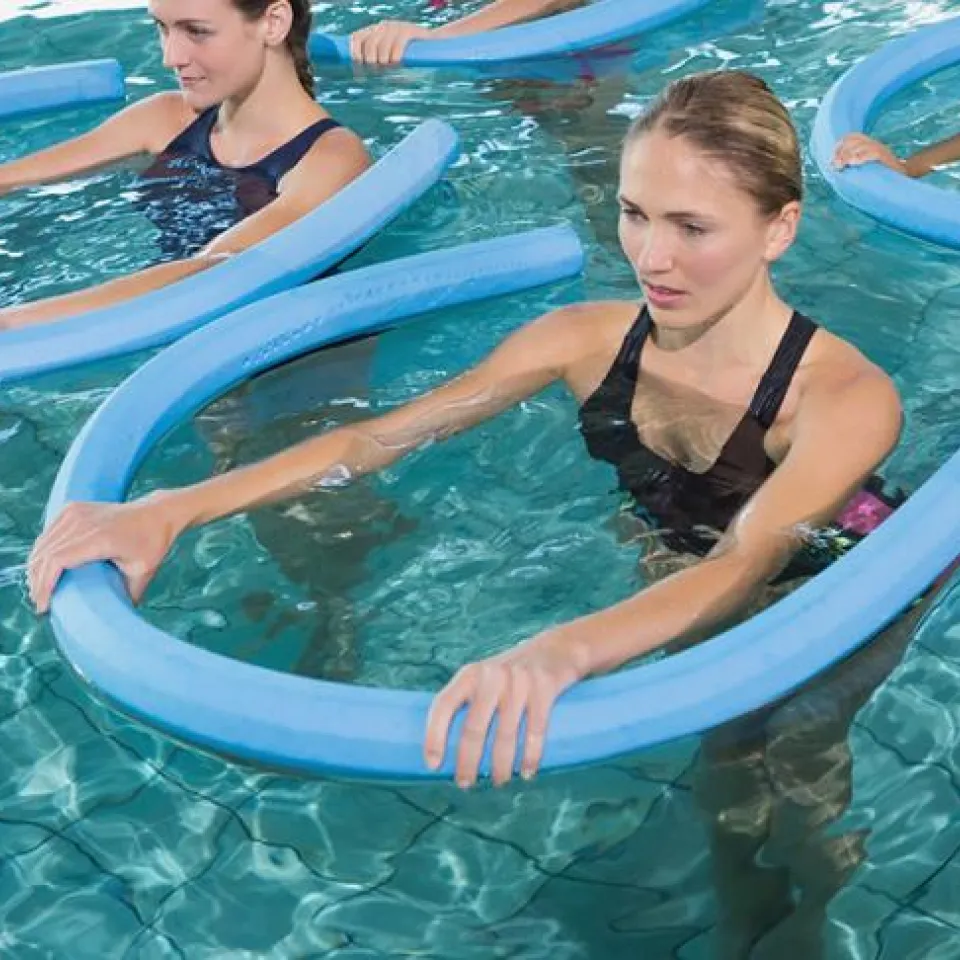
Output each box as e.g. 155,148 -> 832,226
149,0 -> 270,109
618,129 -> 799,329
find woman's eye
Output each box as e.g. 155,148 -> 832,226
620,208 -> 646,222
682,223 -> 706,237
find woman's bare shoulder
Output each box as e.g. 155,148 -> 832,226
805,323 -> 897,396
801,322 -> 901,437
539,299 -> 639,341
115,91 -> 197,154
522,300 -> 639,393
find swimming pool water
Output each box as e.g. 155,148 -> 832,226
1,0 -> 960,956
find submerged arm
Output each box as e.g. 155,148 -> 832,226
166,313 -> 571,528
557,370 -> 903,671
0,127 -> 369,330
0,92 -> 186,196
425,367 -> 903,786
28,307 -> 584,610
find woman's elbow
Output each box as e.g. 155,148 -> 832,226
191,248 -> 236,273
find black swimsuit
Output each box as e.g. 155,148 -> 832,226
579,306 -> 827,554
579,306 -> 904,575
137,108 -> 341,261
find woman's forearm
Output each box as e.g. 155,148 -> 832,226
0,254 -> 219,330
163,422 -> 412,532
555,550 -> 768,676
0,157 -> 42,195
904,132 -> 960,178
434,0 -> 583,37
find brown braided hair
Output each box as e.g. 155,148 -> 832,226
231,0 -> 315,97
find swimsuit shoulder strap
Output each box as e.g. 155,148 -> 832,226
747,311 -> 819,429
595,304 -> 651,402
616,304 -> 653,381
161,107 -> 218,161
255,117 -> 342,183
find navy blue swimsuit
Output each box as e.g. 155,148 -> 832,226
137,107 -> 341,261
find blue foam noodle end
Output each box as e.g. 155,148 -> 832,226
0,59 -> 125,120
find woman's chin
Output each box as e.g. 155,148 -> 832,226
179,85 -> 216,111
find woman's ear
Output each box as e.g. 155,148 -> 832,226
764,200 -> 801,263
262,0 -> 294,47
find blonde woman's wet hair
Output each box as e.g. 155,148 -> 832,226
626,70 -> 803,217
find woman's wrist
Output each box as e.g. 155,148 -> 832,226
901,154 -> 926,178
431,21 -> 462,39
143,486 -> 209,534
533,622 -> 597,681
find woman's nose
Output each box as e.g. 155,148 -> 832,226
634,227 -> 674,273
162,32 -> 191,70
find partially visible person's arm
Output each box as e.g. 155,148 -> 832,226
0,126 -> 369,330
0,92 -> 188,196
27,304 -> 595,611
833,130 -> 960,178
349,0 -> 585,65
423,365 -> 903,787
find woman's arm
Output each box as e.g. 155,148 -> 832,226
0,126 -> 370,330
833,130 -> 960,178
900,132 -> 960,178
349,0 -> 585,65
27,306 -> 591,611
424,367 -> 903,788
0,92 -> 188,196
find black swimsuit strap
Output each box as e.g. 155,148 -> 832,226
602,305 -> 652,413
747,311 -> 818,429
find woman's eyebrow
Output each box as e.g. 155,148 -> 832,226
618,195 -> 714,223
151,15 -> 213,27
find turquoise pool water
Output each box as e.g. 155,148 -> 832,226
2,0 -> 960,956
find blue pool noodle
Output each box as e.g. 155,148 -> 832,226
0,59 -> 125,120
0,119 -> 459,383
811,16 -> 960,248
309,0 -> 711,67
44,220 -> 960,779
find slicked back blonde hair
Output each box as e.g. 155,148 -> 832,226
626,70 -> 802,217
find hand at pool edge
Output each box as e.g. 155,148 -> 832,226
348,21 -> 434,66
424,627 -> 592,788
832,133 -> 906,175
27,493 -> 188,614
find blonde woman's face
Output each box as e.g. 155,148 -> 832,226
618,130 -> 797,328
150,0 -> 269,109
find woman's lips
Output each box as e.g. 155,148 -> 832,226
643,281 -> 687,308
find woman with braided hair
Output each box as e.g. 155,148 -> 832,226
0,0 -> 370,330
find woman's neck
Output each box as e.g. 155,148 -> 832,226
651,272 -> 793,371
217,54 -> 320,145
